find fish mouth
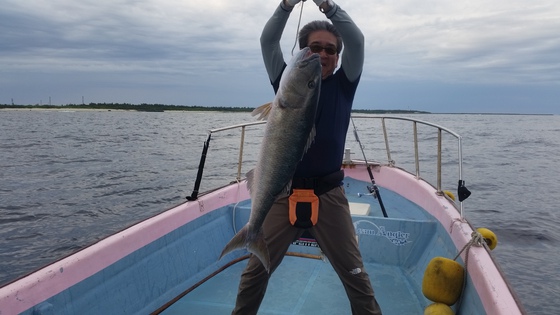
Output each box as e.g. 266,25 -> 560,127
301,47 -> 320,60
298,47 -> 321,68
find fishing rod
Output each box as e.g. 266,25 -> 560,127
350,117 -> 388,218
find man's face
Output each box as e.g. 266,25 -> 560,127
307,30 -> 339,80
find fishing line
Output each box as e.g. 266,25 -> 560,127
291,0 -> 306,55
350,117 -> 388,217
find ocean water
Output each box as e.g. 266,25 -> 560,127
1,110 -> 559,314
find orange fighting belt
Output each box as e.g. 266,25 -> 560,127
288,189 -> 319,228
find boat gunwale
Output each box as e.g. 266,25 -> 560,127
343,163 -> 525,314
0,181 -> 250,314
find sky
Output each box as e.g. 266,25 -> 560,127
1,0 -> 559,114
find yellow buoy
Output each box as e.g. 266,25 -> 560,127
422,257 -> 464,305
477,227 -> 498,250
424,302 -> 455,315
443,190 -> 456,201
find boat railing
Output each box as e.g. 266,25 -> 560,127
187,115 -> 470,217
349,115 -> 470,217
187,121 -> 266,201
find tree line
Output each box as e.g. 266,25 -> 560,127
0,103 -> 430,114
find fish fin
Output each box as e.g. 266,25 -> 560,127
283,180 -> 292,194
248,230 -> 271,273
220,225 -> 249,260
246,169 -> 255,193
219,225 -> 271,273
303,125 -> 316,155
251,102 -> 272,120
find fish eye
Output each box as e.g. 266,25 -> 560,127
307,81 -> 316,89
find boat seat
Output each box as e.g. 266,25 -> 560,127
349,202 -> 371,215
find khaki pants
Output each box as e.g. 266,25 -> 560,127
231,186 -> 382,315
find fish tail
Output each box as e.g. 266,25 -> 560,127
248,231 -> 271,273
219,225 -> 271,273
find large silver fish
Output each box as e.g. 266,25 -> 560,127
219,47 -> 322,272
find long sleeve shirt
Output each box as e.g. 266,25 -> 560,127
260,1 -> 365,178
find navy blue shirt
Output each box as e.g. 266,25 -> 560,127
273,66 -> 360,178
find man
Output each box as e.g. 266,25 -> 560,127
231,0 -> 382,314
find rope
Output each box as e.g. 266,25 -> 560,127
453,230 -> 485,261
231,179 -> 244,234
449,217 -> 467,233
291,1 -> 306,55
452,230 -> 487,314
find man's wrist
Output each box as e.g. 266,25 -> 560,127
313,0 -> 334,13
281,0 -> 294,11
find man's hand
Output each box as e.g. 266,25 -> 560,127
284,0 -> 302,7
312,0 -> 333,12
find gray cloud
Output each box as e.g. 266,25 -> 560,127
1,0 -> 558,112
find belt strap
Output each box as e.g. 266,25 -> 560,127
291,170 -> 344,195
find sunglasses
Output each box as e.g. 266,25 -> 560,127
308,44 -> 337,55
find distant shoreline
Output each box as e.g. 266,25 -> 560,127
0,103 -> 429,115
0,104 -> 254,113
0,104 -> 554,115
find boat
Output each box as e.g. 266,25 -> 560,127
0,115 -> 525,315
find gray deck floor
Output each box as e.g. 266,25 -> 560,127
161,255 -> 423,315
